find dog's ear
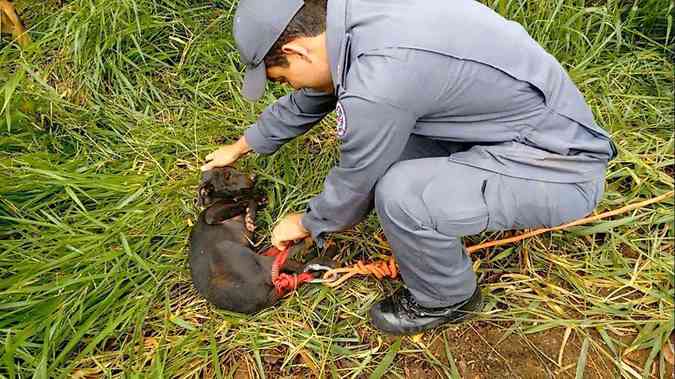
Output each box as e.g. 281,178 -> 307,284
197,182 -> 214,207
199,169 -> 216,189
198,168 -> 226,207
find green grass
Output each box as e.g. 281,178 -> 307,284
0,0 -> 672,377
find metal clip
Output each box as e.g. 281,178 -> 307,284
303,264 -> 337,284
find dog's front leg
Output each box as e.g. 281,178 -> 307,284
203,201 -> 246,225
244,198 -> 257,237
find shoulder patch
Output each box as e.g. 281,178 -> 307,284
335,101 -> 347,138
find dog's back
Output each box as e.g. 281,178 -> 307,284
189,209 -> 278,314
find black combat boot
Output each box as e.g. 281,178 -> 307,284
369,287 -> 483,335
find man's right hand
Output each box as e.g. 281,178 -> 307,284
200,136 -> 253,171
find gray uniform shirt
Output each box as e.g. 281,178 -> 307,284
244,0 -> 616,243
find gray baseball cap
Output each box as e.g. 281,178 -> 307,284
233,0 -> 305,100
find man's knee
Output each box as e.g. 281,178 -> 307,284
376,161 -> 406,201
375,160 -> 490,237
375,161 -> 431,229
374,162 -> 408,217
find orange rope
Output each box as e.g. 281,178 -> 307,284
321,190 -> 673,288
322,258 -> 398,288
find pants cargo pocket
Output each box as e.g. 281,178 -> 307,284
420,174 -> 490,237
482,175 -> 599,232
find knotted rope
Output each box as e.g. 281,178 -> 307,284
262,244 -> 316,296
321,257 -> 398,288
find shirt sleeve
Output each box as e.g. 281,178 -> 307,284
244,88 -> 337,155
300,95 -> 418,244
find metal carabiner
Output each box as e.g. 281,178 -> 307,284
303,264 -> 338,284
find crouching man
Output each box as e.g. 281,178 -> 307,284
201,0 -> 616,335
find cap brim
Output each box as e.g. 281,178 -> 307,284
241,63 -> 267,101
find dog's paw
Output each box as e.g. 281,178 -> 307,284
256,196 -> 268,207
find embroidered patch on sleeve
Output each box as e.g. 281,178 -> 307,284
335,101 -> 347,138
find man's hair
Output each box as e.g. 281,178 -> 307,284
263,0 -> 327,68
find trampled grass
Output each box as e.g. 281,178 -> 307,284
0,0 -> 672,378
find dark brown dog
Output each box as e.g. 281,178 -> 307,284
0,1 -> 30,47
189,167 -> 333,314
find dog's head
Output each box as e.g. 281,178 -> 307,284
198,167 -> 254,207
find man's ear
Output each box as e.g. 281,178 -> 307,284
281,41 -> 311,62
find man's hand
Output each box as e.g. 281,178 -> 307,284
271,212 -> 310,250
201,136 -> 252,171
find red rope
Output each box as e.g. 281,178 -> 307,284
273,272 -> 315,296
263,243 -> 314,296
261,245 -> 283,257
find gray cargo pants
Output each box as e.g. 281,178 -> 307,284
374,136 -> 606,307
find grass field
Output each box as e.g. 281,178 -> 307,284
0,0 -> 673,378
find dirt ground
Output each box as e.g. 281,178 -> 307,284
399,323 -> 675,379
230,322 -> 674,378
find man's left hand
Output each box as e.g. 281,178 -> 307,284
271,212 -> 310,250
